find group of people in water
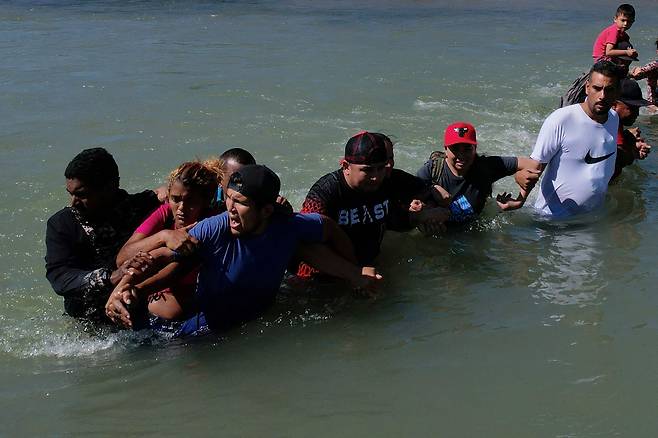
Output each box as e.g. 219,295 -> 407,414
44,3 -> 656,337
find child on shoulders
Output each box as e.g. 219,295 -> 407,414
592,4 -> 638,63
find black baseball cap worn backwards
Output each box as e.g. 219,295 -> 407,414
619,78 -> 651,107
344,131 -> 388,165
227,164 -> 280,205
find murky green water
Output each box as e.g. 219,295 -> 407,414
2,1 -> 658,435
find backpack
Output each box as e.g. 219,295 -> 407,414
559,71 -> 588,108
427,150 -> 447,185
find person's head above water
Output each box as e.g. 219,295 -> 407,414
167,158 -> 224,229
613,4 -> 635,32
613,78 -> 650,126
370,132 -> 395,177
341,131 -> 388,193
443,121 -> 478,176
584,60 -> 622,122
219,147 -> 257,197
225,164 -> 280,237
64,147 -> 120,218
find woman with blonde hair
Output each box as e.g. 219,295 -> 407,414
114,158 -> 224,322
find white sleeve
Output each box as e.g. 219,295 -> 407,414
530,109 -> 564,164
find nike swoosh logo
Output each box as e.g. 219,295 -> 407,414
584,150 -> 615,164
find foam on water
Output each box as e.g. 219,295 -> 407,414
412,98 -> 450,111
3,0 -> 658,433
0,313 -> 172,359
532,83 -> 566,98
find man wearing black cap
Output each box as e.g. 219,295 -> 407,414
612,78 -> 652,180
105,164 -> 380,333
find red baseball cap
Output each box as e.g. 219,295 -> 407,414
444,122 -> 477,148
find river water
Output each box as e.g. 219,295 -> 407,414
2,0 -> 658,435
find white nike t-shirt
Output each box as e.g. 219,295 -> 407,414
531,103 -> 618,217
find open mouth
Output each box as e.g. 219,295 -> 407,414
229,215 -> 241,228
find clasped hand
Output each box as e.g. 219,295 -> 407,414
163,225 -> 198,256
496,191 -> 525,211
351,266 -> 383,299
105,279 -> 139,328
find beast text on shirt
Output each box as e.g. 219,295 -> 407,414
337,200 -> 389,226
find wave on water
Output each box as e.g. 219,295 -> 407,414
0,316 -> 172,359
530,83 -> 565,98
1,285 -> 339,359
23,330 -> 162,358
412,99 -> 450,111
413,97 -> 545,127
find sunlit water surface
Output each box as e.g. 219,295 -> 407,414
2,0 -> 658,435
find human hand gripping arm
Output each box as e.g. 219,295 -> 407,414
296,216 -> 382,296
409,203 -> 450,235
629,61 -> 658,80
628,128 -> 651,159
405,185 -> 451,235
116,223 -> 197,266
497,157 -> 543,211
105,246 -> 196,327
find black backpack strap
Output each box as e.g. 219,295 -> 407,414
428,150 -> 446,185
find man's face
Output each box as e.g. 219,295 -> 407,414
169,181 -> 207,229
342,161 -> 387,192
445,143 -> 477,174
613,100 -> 640,126
613,14 -> 634,31
225,188 -> 270,236
585,72 -> 620,117
66,178 -> 107,218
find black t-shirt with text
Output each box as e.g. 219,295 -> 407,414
301,168 -> 425,265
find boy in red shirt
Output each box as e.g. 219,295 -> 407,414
592,4 -> 638,62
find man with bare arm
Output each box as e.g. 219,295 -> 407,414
527,61 -> 622,218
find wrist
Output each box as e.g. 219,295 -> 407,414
347,266 -> 365,287
109,268 -> 123,286
131,284 -> 143,299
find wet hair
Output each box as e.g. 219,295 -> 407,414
219,147 -> 256,166
168,158 -> 224,203
589,60 -> 622,84
64,147 -> 119,189
615,4 -> 635,18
